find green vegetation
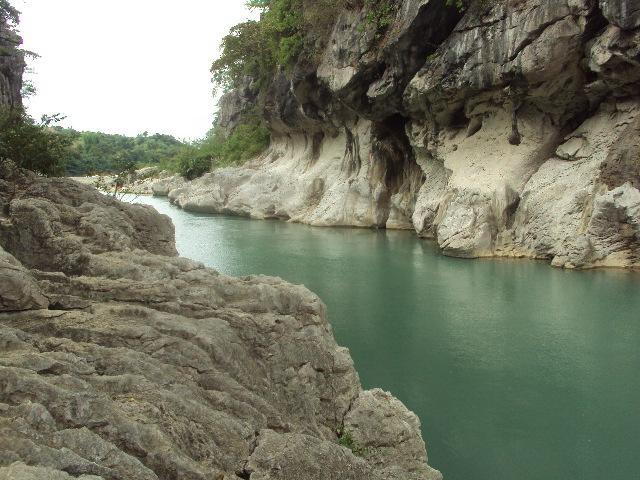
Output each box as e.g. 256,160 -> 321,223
445,0 -> 466,10
0,0 -> 19,26
164,120 -> 270,180
445,0 -> 494,13
362,0 -> 399,34
62,130 -> 185,176
211,0 -> 347,91
0,109 -> 73,176
56,119 -> 269,179
208,0 -> 363,172
206,122 -> 270,166
208,0 -> 410,170
337,429 -> 369,457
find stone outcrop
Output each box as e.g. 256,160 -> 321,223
159,0 -> 640,269
0,246 -> 48,312
73,168 -> 186,197
0,163 -> 441,480
0,12 -> 23,109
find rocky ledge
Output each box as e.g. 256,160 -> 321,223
160,0 -> 640,270
0,161 -> 441,480
72,167 -> 187,197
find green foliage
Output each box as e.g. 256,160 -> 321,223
208,122 -> 270,166
338,429 -> 357,450
160,120 -> 270,179
211,0 -> 346,91
277,33 -> 303,66
0,109 -> 72,176
445,0 -> 466,11
62,130 -> 185,176
0,0 -> 19,26
337,429 -> 369,457
53,121 -> 268,181
445,0 -> 494,13
362,0 -> 398,34
167,145 -> 208,180
211,20 -> 274,91
129,112 -> 273,182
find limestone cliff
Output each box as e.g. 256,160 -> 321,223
0,161 -> 441,480
166,0 -> 640,269
0,8 -> 23,109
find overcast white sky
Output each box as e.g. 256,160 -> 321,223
15,0 -> 254,139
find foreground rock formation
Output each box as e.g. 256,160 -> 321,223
164,0 -> 640,269
0,162 -> 441,480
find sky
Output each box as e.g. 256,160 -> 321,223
15,0 -> 254,140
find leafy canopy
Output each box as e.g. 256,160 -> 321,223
62,130 -> 185,176
211,0 -> 346,92
0,0 -> 19,26
0,109 -> 73,176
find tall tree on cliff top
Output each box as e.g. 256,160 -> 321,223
0,0 -> 19,26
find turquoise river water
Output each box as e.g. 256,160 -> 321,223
134,196 -> 640,480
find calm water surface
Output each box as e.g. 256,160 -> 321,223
135,196 -> 640,480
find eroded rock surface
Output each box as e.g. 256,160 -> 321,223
0,164 -> 441,480
158,0 -> 640,269
0,247 -> 48,312
0,15 -> 24,109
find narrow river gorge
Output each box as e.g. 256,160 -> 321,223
133,195 -> 640,480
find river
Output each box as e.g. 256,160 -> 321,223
132,195 -> 640,480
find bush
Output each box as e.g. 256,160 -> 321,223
0,109 -> 72,176
337,429 -> 369,457
445,0 -> 494,13
211,0 -> 347,91
168,145 -> 210,180
362,0 -> 398,33
160,120 -> 270,180
209,122 -> 270,167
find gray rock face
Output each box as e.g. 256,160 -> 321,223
1,162 -> 176,274
601,0 -> 640,30
344,389 -> 442,480
0,167 -> 441,480
151,173 -> 186,196
160,0 -> 640,269
72,168 -> 186,197
0,246 -> 48,312
0,17 -> 24,109
217,76 -> 259,137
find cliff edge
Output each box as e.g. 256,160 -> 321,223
165,0 -> 640,269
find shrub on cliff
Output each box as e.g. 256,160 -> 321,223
160,120 -> 269,179
362,0 -> 399,33
0,0 -> 18,26
170,146 -> 211,180
206,122 -> 270,167
211,0 -> 347,91
445,0 -> 495,13
0,109 -> 72,176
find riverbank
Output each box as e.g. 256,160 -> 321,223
107,166 -> 639,272
71,166 -> 186,196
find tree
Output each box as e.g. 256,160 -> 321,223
0,0 -> 19,26
0,109 -> 73,176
